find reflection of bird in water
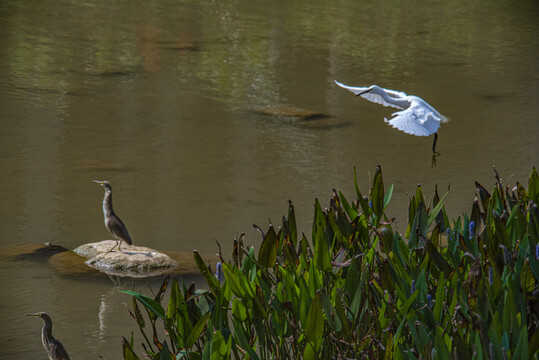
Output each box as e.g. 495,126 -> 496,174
93,180 -> 132,252
26,312 -> 71,360
334,80 -> 448,154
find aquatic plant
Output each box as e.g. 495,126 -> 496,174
121,167 -> 539,359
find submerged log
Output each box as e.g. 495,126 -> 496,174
1,243 -> 69,261
254,106 -> 331,121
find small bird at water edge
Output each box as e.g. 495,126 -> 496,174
93,180 -> 132,252
26,312 -> 70,360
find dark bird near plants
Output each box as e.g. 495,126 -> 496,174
26,312 -> 70,360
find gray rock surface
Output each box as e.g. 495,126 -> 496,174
74,240 -> 179,277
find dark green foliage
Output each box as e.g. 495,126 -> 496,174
123,167 -> 539,359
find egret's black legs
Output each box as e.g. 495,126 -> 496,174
431,153 -> 438,168
432,133 -> 439,154
431,133 -> 440,168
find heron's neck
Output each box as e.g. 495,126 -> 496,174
41,322 -> 55,349
103,190 -> 115,218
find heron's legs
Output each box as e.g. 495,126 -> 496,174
105,239 -> 122,254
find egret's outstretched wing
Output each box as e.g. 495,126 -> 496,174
334,80 -> 370,95
334,80 -> 406,110
384,102 -> 442,136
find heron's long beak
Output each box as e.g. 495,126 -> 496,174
25,313 -> 41,317
92,180 -> 103,185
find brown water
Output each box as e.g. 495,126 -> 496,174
0,0 -> 538,358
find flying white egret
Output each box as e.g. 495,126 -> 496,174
334,80 -> 448,153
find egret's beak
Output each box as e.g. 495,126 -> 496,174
92,180 -> 103,185
357,89 -> 373,97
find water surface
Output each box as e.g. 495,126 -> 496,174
0,0 -> 537,358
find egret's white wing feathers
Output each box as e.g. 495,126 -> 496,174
361,91 -> 408,110
384,102 -> 440,136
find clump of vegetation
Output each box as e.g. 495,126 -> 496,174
121,167 -> 539,359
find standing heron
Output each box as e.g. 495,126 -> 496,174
334,80 -> 448,153
26,312 -> 70,360
93,180 -> 132,252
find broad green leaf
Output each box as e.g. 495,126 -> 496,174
166,278 -> 179,321
303,342 -> 316,360
334,291 -> 350,337
434,326 -> 451,360
320,290 -> 341,331
350,266 -> 369,318
132,297 -> 145,328
383,184 -> 394,213
122,335 -> 141,360
426,240 -> 451,275
201,334 -> 212,360
186,312 -> 211,348
353,167 -> 370,215
308,260 -> 320,299
433,272 -> 445,323
507,205 -> 527,245
408,201 -> 427,248
258,225 -> 278,268
211,330 -> 231,360
313,200 -> 331,271
384,334 -> 394,360
287,200 -> 298,247
406,185 -> 425,239
222,262 -> 246,298
414,268 -> 428,303
233,318 -> 260,360
120,290 -> 165,320
344,257 -> 360,297
232,298 -> 248,322
393,290 -> 419,343
514,327 -> 529,360
339,190 -> 359,220
253,286 -> 268,319
159,341 -> 171,360
428,191 -> 449,226
193,251 -> 221,297
305,292 -> 324,351
528,167 -> 539,204
371,166 -> 385,218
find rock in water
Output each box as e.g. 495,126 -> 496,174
74,240 -> 178,277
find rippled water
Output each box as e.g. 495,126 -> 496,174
0,0 -> 537,358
